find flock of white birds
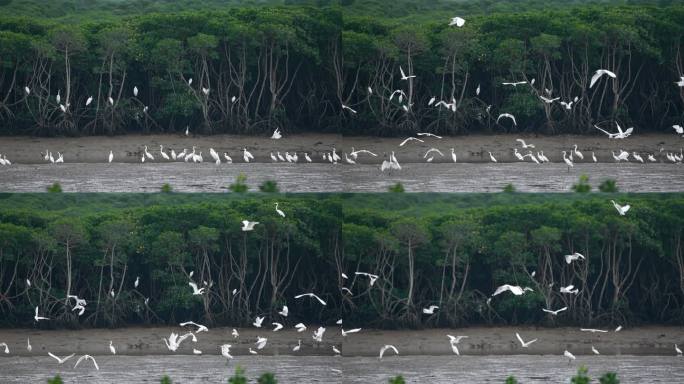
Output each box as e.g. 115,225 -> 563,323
0,15 -> 683,380
2,189 -> 677,376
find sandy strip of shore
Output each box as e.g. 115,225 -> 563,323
0,326 -> 681,357
0,133 -> 680,164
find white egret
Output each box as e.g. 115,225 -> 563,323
497,113 -> 517,126
295,292 -> 327,306
295,323 -> 307,332
488,152 -> 497,162
516,139 -> 535,148
144,145 -> 154,160
449,16 -> 465,27
188,282 -> 205,295
515,332 -> 537,348
312,327 -> 326,342
450,148 -> 457,162
342,328 -> 361,337
676,77 -> 684,87
399,137 -> 424,146
476,84 -> 481,95
253,316 -> 265,328
632,152 -> 644,163
278,305 -> 289,317
590,69 -> 616,88
108,151 -> 113,163
48,352 -> 75,364
272,322 -> 284,332
34,306 -> 49,322
109,340 -> 116,354
249,348 -> 258,355
592,152 -> 598,162
379,344 -> 399,359
399,66 -> 415,80
564,252 -> 585,264
562,151 -> 574,168
342,104 -> 357,114
0,342 -> 8,354
610,200 -> 630,216
223,153 -> 232,163
220,344 -> 233,359
539,96 -> 559,104
85,96 -> 93,106
293,339 -> 302,352
74,354 -> 99,370
560,284 -> 579,294
615,325 -> 623,332
502,81 -> 527,87
648,154 -> 656,162
422,305 -> 439,314
27,338 -> 32,352
193,349 -> 202,355
304,153 -> 312,162
491,284 -> 532,297
564,350 -> 576,362
271,128 -> 282,139
333,345 -> 341,355
243,148 -> 254,162
56,90 -> 61,103
232,329 -> 239,338
542,307 -> 568,316
592,346 -> 600,355
160,145 -> 170,160
24,86 -> 30,95
676,344 -> 682,356
185,126 -> 189,136
241,220 -> 259,231
202,87 -> 209,95
594,123 -> 633,139
580,328 -> 608,333
573,145 -> 584,160
134,276 -> 140,288
674,125 -> 684,134
180,321 -> 208,333
355,272 -> 379,286
256,336 -> 268,350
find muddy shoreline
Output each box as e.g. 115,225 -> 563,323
0,133 -> 681,164
0,326 -> 681,357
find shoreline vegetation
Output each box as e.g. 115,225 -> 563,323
44,367 -> 621,384
0,3 -> 682,137
0,193 -> 682,331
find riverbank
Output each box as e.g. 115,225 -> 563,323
0,133 -> 680,164
0,326 -> 681,357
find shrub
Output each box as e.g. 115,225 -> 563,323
259,180 -> 279,193
160,376 -> 172,384
571,367 -> 590,384
599,372 -> 620,384
161,183 -> 173,193
503,183 -> 516,193
228,366 -> 248,384
598,179 -> 618,193
229,173 -> 249,193
388,183 -> 405,193
46,182 -> 62,193
388,376 -> 406,384
572,175 -> 591,193
505,377 -> 518,384
257,372 -> 277,384
47,376 -> 64,384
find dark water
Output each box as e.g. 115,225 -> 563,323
0,355 -> 682,383
0,162 -> 682,192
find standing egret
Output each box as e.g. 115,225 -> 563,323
271,128 -> 282,139
108,151 -> 113,163
109,340 -> 116,354
676,344 -> 682,356
592,346 -> 600,355
220,344 -> 233,359
274,203 -> 285,217
563,350 -> 576,363
488,152 -> 497,163
133,86 -> 139,97
293,340 -> 302,352
243,148 -> 254,163
450,148 -> 457,163
27,338 -> 32,352
85,96 -> 93,106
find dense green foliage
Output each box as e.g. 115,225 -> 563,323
0,192 -> 682,328
0,3 -> 682,136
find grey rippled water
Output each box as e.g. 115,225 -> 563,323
0,162 -> 682,192
0,355 -> 682,383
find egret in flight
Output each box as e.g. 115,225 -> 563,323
342,328 -> 361,337
515,332 -> 537,347
564,252 -> 585,264
497,113 -> 517,126
516,139 -> 535,148
542,307 -> 568,316
253,316 -> 265,328
241,220 -> 259,231
449,16 -> 465,27
295,292 -> 327,306
379,345 -> 399,359
74,355 -> 99,370
34,306 -> 49,322
399,137 -> 424,146
611,200 -> 630,216
491,284 -> 532,297
399,66 -> 415,81
355,272 -> 379,286
422,305 -> 439,315
48,352 -> 75,364
590,69 -> 616,88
